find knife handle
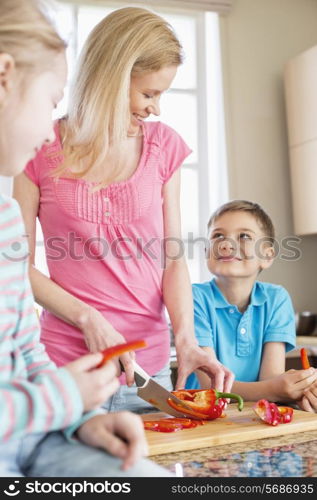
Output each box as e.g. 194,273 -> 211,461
119,360 -> 150,387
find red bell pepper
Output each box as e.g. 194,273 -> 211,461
253,399 -> 294,426
167,388 -> 244,420
96,339 -> 146,367
277,406 -> 294,424
143,417 -> 204,433
300,347 -> 311,370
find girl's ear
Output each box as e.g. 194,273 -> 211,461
0,53 -> 15,103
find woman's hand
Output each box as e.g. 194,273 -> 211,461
77,412 -> 148,471
77,307 -> 136,386
175,341 -> 234,393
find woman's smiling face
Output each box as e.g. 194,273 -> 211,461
129,65 -> 177,135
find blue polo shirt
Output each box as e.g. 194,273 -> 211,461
186,279 -> 296,389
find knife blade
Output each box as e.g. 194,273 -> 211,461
132,360 -> 201,419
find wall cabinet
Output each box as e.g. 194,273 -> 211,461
284,45 -> 317,235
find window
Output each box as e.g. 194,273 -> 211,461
2,1 -> 228,284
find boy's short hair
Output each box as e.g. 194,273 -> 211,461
207,200 -> 275,243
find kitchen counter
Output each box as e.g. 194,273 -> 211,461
287,336 -> 317,356
162,337 -> 317,476
151,429 -> 317,477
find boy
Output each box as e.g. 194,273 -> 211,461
187,200 -> 317,410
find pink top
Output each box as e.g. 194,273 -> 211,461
24,120 -> 191,376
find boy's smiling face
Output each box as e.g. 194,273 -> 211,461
206,210 -> 274,280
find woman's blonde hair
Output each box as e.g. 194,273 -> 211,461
0,0 -> 66,86
58,7 -> 183,183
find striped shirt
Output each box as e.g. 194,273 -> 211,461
0,194 -> 90,441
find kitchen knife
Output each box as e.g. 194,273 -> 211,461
132,360 -> 201,419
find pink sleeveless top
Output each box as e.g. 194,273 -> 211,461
24,120 -> 191,376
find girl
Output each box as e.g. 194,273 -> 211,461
14,6 -> 233,413
0,0 -> 170,477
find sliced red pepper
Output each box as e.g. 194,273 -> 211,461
143,417 -> 204,433
277,406 -> 294,424
253,399 -> 280,426
253,399 -> 294,426
300,347 -> 311,370
96,340 -> 146,367
167,417 -> 205,427
167,388 -> 243,420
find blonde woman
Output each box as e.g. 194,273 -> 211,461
0,0 -> 171,477
14,7 -> 234,414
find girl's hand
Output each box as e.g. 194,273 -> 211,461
77,307 -> 136,386
65,354 -> 119,411
270,368 -> 317,401
175,341 -> 234,393
77,412 -> 148,471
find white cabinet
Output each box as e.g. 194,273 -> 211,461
284,45 -> 317,235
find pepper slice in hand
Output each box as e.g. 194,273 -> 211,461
143,417 -> 204,433
300,347 -> 311,370
96,340 -> 146,367
253,399 -> 294,426
167,389 -> 244,420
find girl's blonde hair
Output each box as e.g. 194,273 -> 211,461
58,7 -> 183,183
0,0 -> 66,85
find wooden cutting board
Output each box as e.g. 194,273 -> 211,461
141,402 -> 317,456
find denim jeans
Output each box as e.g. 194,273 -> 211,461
0,430 -> 173,477
102,363 -> 173,413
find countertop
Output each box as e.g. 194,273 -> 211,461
151,429 -> 317,477
162,336 -> 317,477
287,336 -> 317,357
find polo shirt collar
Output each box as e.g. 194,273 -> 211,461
210,279 -> 268,309
209,280 -> 231,308
250,282 -> 268,306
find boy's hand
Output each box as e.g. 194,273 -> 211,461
65,353 -> 119,412
297,379 -> 317,412
175,343 -> 234,393
270,368 -> 317,401
77,412 -> 148,470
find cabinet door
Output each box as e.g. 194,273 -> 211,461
284,45 -> 317,235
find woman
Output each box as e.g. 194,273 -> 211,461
14,7 -> 233,413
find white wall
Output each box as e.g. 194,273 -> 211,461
220,0 -> 317,312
